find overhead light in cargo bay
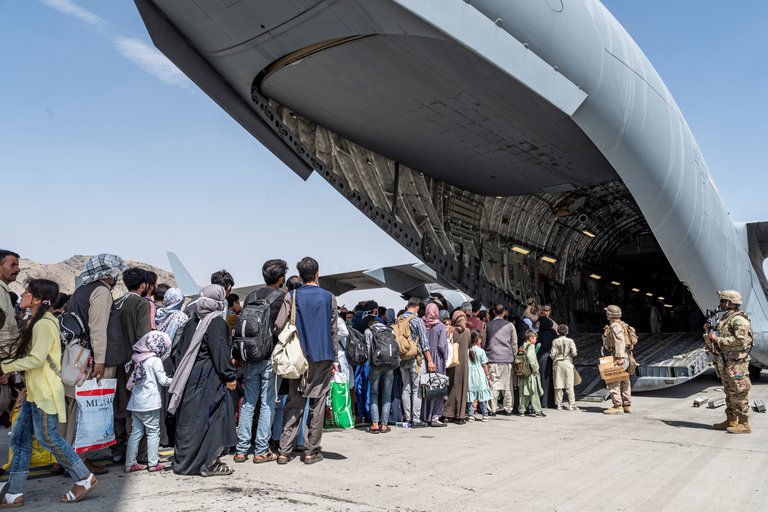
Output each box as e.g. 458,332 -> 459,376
631,288 -> 640,293
581,230 -> 596,238
589,274 -> 602,280
664,304 -> 673,308
645,292 -> 653,297
540,255 -> 558,264
610,281 -> 621,286
511,245 -> 530,255
657,296 -> 665,301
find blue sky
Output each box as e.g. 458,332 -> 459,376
1,1 -> 766,307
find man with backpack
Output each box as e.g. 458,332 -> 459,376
365,318 -> 399,433
395,297 -> 432,428
274,257 -> 338,465
602,305 -> 635,415
64,253 -> 128,475
233,259 -> 287,463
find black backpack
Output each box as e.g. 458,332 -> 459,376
232,289 -> 282,363
345,327 -> 368,366
58,311 -> 88,347
370,323 -> 400,371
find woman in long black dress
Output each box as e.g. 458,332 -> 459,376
168,285 -> 237,476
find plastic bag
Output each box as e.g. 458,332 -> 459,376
324,373 -> 354,429
73,378 -> 116,453
2,391 -> 57,470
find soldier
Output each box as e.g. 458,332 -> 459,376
706,290 -> 753,434
601,305 -> 632,414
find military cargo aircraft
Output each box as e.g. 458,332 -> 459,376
137,0 -> 767,388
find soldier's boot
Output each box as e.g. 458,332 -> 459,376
622,402 -> 632,414
713,413 -> 738,431
727,416 -> 751,434
603,405 -> 624,415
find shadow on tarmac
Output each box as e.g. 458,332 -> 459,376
658,419 -> 713,430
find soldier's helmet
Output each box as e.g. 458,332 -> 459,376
718,290 -> 743,305
605,305 -> 622,318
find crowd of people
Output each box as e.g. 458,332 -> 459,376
0,249 -> 601,507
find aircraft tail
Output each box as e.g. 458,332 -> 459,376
166,252 -> 202,297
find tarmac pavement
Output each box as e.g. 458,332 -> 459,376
2,372 -> 766,512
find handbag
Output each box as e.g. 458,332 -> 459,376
272,290 -> 308,379
446,342 -> 460,369
45,318 -> 92,387
420,372 -> 450,399
573,367 -> 582,386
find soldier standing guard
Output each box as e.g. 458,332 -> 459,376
602,305 -> 633,415
706,290 -> 753,434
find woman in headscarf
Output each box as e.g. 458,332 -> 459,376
155,287 -> 188,344
154,287 -> 188,447
169,285 -> 237,477
421,303 -> 449,427
443,310 -> 471,424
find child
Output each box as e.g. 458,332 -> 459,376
466,330 -> 492,422
124,330 -> 173,472
550,324 -> 579,410
518,330 -> 545,417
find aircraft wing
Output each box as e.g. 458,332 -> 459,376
167,252 -> 453,300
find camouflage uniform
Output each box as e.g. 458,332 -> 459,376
713,308 -> 753,430
602,306 -> 632,414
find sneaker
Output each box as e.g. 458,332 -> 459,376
147,463 -> 166,472
467,416 -> 476,422
124,464 -> 147,473
568,405 -> 580,411
411,420 -> 428,428
556,404 -> 565,410
430,419 -> 447,427
112,454 -> 125,463
480,416 -> 489,422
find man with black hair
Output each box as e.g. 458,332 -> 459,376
225,293 -> 242,334
398,296 -> 432,428
274,257 -> 338,465
144,271 -> 158,328
184,269 -> 235,318
111,267 -> 153,462
234,259 -> 287,463
485,304 -> 518,415
0,249 -> 21,359
153,283 -> 170,303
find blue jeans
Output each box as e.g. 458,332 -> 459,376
8,398 -> 89,494
272,395 -> 308,445
126,409 -> 161,466
369,365 -> 394,425
236,359 -> 277,456
467,400 -> 488,417
354,362 -> 370,420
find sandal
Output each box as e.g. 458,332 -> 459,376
276,455 -> 293,465
252,451 -> 277,464
60,473 -> 98,504
303,453 -> 323,465
379,426 -> 391,433
0,483 -> 23,509
365,426 -> 380,434
200,462 -> 234,477
233,453 -> 248,463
